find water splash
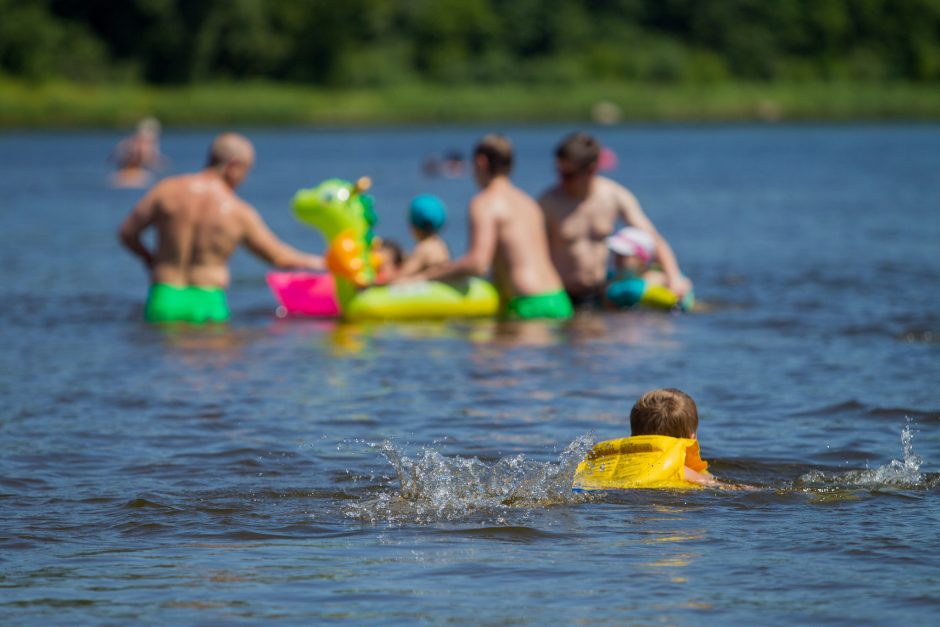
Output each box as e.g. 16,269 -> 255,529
344,435 -> 596,525
798,423 -> 925,489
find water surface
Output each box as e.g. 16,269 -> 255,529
1,124 -> 939,624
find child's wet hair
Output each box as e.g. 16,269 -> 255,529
630,388 -> 699,439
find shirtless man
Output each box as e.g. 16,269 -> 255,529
539,132 -> 690,307
400,134 -> 572,320
118,132 -> 323,323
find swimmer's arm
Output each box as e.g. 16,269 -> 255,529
118,189 -> 157,269
242,205 -> 324,270
683,465 -> 722,488
615,184 -> 686,297
684,465 -> 754,490
404,197 -> 495,282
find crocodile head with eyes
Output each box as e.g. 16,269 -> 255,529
292,177 -> 378,288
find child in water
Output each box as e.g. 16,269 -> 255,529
395,194 -> 451,279
607,227 -> 656,279
573,388 -> 725,490
374,239 -> 404,284
605,226 -> 694,308
628,388 -> 718,487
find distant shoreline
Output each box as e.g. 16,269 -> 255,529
2,79 -> 939,128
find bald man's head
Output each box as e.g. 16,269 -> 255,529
207,133 -> 254,168
207,133 -> 255,188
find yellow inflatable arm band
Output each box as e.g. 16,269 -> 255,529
572,435 -> 709,491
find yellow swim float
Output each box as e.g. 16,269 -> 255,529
572,435 -> 709,491
292,177 -> 499,321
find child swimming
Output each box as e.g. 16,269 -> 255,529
395,194 -> 451,279
573,388 -> 724,490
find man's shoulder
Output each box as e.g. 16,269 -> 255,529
591,176 -> 639,210
150,171 -> 198,193
593,175 -> 630,194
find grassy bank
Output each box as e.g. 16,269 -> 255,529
2,79 -> 940,128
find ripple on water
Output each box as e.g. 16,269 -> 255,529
429,526 -> 582,545
898,329 -> 940,344
791,399 -> 940,422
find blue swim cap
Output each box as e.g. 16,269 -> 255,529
408,194 -> 447,233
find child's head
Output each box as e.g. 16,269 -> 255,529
630,388 -> 699,439
408,194 -> 447,237
607,227 -> 655,273
378,239 -> 404,271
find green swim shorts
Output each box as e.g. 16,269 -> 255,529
144,283 -> 231,323
504,289 -> 574,321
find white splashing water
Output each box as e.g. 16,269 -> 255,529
799,423 -> 925,488
344,435 -> 596,525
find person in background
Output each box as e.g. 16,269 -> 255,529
374,238 -> 404,284
118,132 -> 323,323
606,226 -> 693,295
539,131 -> 688,308
421,149 -> 466,178
110,117 -> 166,188
394,194 -> 451,280
400,134 -> 572,321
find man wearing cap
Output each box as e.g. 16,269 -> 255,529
395,194 -> 451,279
397,134 -> 572,321
539,131 -> 689,307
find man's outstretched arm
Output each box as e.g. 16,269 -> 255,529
242,204 -> 324,270
616,185 -> 687,297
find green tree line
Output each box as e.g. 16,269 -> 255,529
2,0 -> 939,86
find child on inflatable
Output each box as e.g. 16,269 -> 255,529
607,226 -> 656,280
573,388 -> 724,490
396,194 -> 451,279
607,226 -> 688,292
374,239 -> 404,284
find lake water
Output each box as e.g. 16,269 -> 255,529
1,124 -> 938,624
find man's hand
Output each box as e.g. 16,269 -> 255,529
391,272 -> 426,285
667,274 -> 691,300
301,254 -> 325,271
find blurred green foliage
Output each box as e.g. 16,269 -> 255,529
2,0 -> 939,85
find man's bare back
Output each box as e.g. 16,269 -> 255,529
123,172 -> 262,287
399,134 -> 567,317
119,133 -> 322,304
477,178 -> 562,300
